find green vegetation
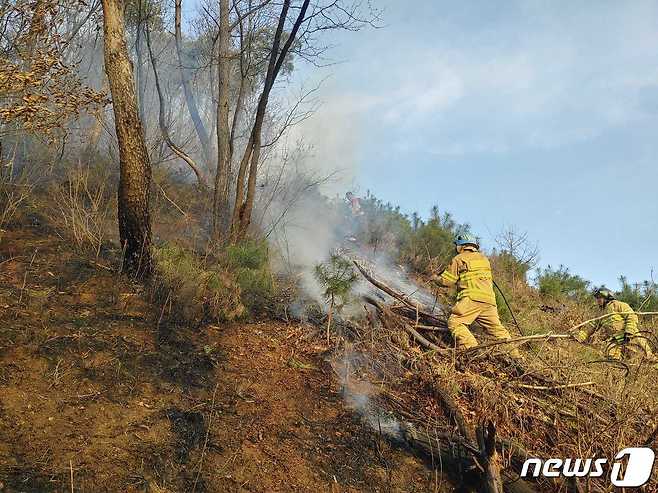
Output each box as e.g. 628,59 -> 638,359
314,254 -> 359,342
353,193 -> 468,272
153,243 -> 245,323
536,265 -> 590,301
225,240 -> 274,313
616,276 -> 658,311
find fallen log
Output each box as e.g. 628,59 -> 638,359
364,295 -> 449,353
354,261 -> 447,328
423,377 -> 547,492
398,422 -> 538,493
430,379 -> 474,442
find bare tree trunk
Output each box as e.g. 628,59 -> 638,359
145,23 -> 207,188
229,1 -> 250,162
230,0 -> 310,242
211,0 -> 231,240
175,0 -> 212,168
102,0 -> 152,277
327,294 -> 334,344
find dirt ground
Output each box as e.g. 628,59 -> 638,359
0,221 -> 449,492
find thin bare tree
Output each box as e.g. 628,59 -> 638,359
212,0 -> 232,239
175,0 -> 213,167
145,20 -> 207,188
230,0 -> 311,242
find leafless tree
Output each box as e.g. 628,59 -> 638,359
495,226 -> 539,270
222,0 -> 379,243
145,19 -> 207,187
175,0 -> 213,167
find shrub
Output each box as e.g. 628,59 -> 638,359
50,164 -> 114,256
535,265 -> 590,301
616,276 -> 658,311
153,243 -> 244,323
225,240 -> 274,314
0,160 -> 34,239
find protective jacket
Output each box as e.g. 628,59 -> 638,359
437,247 -> 496,305
586,299 -> 638,339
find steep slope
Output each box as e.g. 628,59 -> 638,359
0,222 -> 446,492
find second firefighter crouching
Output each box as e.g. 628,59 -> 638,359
575,287 -> 657,363
432,234 -> 520,359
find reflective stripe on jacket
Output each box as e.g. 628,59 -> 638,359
599,300 -> 638,335
438,247 -> 497,305
586,299 -> 639,339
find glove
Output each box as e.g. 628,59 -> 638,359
574,330 -> 588,343
610,332 -> 628,344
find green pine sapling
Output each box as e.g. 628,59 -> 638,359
314,254 -> 359,343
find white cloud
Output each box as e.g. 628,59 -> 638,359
295,0 -> 658,157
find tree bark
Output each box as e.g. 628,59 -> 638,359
327,294 -> 334,343
135,20 -> 146,124
229,3 -> 249,162
477,421 -> 504,493
230,0 -> 310,242
211,0 -> 231,240
102,0 -> 152,276
175,0 -> 212,168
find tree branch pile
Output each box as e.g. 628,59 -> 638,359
338,261 -> 658,492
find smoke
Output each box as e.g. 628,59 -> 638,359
256,143 -> 441,318
331,348 -> 402,440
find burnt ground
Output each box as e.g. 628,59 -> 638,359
0,223 -> 451,492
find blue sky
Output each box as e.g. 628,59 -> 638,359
288,0 -> 658,287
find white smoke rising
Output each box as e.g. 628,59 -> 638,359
332,348 -> 402,440
257,145 -> 441,316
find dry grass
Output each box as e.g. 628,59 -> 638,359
0,162 -> 34,242
334,281 -> 658,492
48,164 -> 115,256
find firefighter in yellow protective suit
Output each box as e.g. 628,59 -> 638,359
433,234 -> 518,357
575,287 -> 656,361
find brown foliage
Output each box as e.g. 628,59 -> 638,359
0,0 -> 107,137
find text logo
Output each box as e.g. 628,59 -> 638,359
520,447 -> 655,487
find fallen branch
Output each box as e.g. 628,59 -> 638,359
354,261 -> 447,328
511,381 -> 595,391
569,311 -> 658,332
364,295 -> 448,353
459,333 -> 573,354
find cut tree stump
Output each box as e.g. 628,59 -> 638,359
477,420 -> 504,493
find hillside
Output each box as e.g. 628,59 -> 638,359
0,220 -> 444,492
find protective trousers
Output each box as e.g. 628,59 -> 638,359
448,298 -> 517,355
607,329 -> 656,360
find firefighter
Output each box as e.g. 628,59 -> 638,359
344,192 -> 364,241
575,287 -> 657,361
433,234 -> 519,357
345,191 -> 363,216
